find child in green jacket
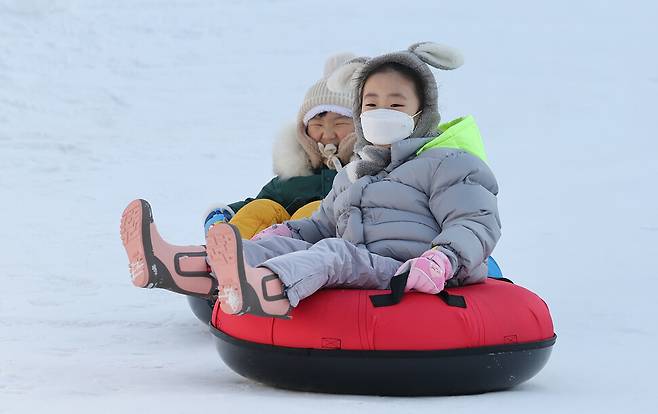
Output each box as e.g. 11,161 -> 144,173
204,53 -> 357,239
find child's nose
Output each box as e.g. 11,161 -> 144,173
321,127 -> 338,143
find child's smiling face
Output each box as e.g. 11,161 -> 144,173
361,70 -> 421,118
306,112 -> 355,145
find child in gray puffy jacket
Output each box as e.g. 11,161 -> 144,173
121,42 -> 501,319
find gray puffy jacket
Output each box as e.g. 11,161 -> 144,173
286,116 -> 501,286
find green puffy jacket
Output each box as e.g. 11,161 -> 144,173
228,167 -> 337,216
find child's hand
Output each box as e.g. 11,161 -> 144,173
251,224 -> 293,241
395,249 -> 453,294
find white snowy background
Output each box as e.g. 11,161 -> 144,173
1,0 -> 657,412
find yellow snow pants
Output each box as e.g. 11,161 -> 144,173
229,199 -> 322,239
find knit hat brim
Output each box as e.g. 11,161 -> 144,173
302,104 -> 353,125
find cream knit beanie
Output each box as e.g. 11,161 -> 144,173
295,52 -> 357,170
298,52 -> 356,126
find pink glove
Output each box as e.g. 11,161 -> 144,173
251,223 -> 293,241
395,248 -> 453,294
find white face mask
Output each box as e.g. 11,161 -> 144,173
360,108 -> 421,145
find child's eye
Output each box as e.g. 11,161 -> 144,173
364,103 -> 376,107
390,104 -> 404,108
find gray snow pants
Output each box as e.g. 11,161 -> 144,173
242,236 -> 402,307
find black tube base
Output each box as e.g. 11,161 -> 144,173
187,296 -> 215,325
211,326 -> 555,396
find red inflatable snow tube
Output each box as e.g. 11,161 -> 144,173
210,278 -> 556,396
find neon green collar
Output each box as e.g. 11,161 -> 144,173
416,115 -> 488,163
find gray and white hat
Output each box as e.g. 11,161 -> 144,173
327,42 -> 464,151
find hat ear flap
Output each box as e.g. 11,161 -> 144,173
409,42 -> 464,70
327,57 -> 368,93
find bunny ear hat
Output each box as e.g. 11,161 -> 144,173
327,42 -> 464,150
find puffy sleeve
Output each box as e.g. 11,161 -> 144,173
427,151 -> 501,285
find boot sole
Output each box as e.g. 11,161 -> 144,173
120,199 -> 214,297
120,199 -> 152,288
206,223 -> 290,318
206,223 -> 245,314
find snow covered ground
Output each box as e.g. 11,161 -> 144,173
1,0 -> 657,412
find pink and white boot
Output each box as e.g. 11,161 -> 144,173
205,222 -> 291,318
120,199 -> 216,298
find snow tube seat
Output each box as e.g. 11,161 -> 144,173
210,277 -> 556,396
190,256 -> 506,325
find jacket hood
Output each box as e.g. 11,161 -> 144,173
272,122 -> 357,179
272,122 -> 314,179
